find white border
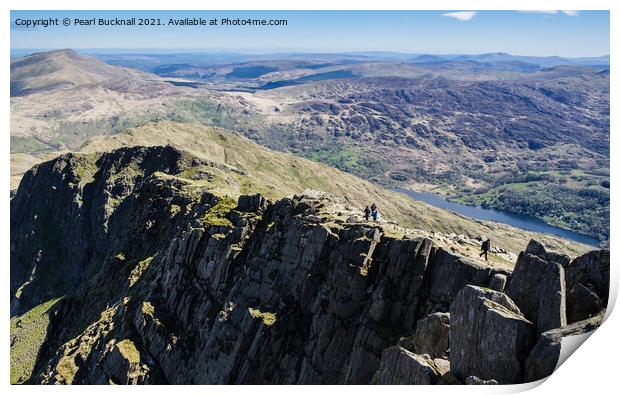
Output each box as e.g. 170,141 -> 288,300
3,1 -> 617,393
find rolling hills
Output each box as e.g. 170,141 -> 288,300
10,49 -> 255,171
105,50 -> 608,241
74,120 -> 591,259
224,71 -> 609,242
10,49 -> 610,243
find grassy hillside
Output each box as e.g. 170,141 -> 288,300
10,298 -> 61,384
77,120 -> 592,258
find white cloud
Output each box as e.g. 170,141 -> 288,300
442,11 -> 478,21
518,10 -> 579,16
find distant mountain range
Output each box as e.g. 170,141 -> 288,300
9,49 -> 602,73
411,52 -> 609,67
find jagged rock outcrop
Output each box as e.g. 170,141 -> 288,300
398,312 -> 450,358
10,145 -> 220,316
565,250 -> 610,323
9,146 -> 610,385
450,286 -> 535,384
10,146 -> 507,384
373,346 -> 444,385
521,239 -> 571,268
488,273 -> 507,292
505,246 -> 567,333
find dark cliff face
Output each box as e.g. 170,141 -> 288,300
10,146 -> 210,316
10,146 -> 609,385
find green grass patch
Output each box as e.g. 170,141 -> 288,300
142,301 -> 155,318
10,135 -> 56,154
306,146 -> 364,173
129,256 -> 155,287
202,197 -> 236,229
116,339 -> 140,364
73,155 -> 99,185
10,297 -> 62,384
248,308 -> 277,326
169,204 -> 182,218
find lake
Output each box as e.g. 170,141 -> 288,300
397,188 -> 600,247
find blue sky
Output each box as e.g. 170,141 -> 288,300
10,10 -> 610,57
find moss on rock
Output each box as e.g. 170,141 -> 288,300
201,197 -> 236,229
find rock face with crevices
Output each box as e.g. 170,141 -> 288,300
505,249 -> 567,333
398,312 -> 450,358
10,146 -> 609,385
373,346 -> 443,385
450,286 -> 535,384
565,250 -> 610,323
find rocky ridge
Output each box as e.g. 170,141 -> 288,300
10,145 -> 609,384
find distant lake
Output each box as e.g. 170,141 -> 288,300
397,188 -> 600,247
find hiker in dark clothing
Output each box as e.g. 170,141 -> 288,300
479,238 -> 491,261
364,206 -> 371,221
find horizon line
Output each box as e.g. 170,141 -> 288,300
10,47 -> 611,59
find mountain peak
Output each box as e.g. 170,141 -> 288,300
33,48 -> 79,57
10,48 -> 145,96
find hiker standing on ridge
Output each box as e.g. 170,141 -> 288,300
371,204 -> 379,222
364,206 -> 371,221
479,238 -> 491,261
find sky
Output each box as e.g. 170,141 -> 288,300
10,10 -> 610,57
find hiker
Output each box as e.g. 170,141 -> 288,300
372,209 -> 379,222
479,238 -> 491,261
364,206 -> 371,221
370,204 -> 379,222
